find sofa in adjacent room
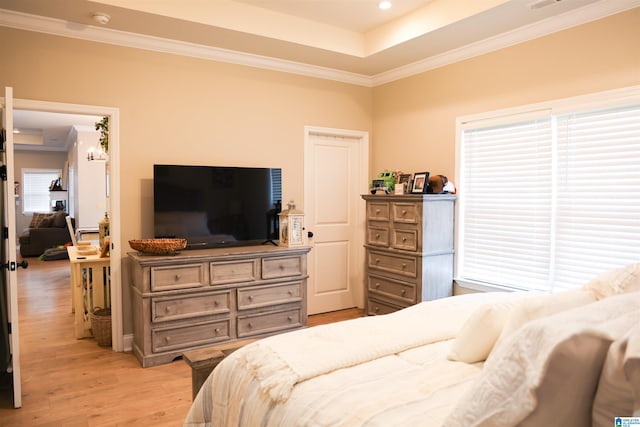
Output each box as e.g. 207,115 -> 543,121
18,212 -> 74,257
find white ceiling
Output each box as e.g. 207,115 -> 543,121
1,0 -> 637,149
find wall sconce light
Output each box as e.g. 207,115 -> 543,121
87,145 -> 107,161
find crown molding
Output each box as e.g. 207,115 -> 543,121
372,0 -> 640,86
1,0 -> 638,88
0,8 -> 373,87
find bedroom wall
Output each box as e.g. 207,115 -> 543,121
0,26 -> 372,335
371,8 -> 640,183
371,8 -> 639,295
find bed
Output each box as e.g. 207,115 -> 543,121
184,263 -> 640,427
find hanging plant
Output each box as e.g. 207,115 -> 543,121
95,116 -> 109,154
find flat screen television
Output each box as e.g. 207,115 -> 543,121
153,164 -> 282,249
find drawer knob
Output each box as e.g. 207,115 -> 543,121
165,336 -> 171,343
375,233 -> 380,239
375,282 -> 381,289
402,237 -> 407,242
165,306 -> 171,313
174,274 -> 181,281
248,295 -> 254,301
374,306 -> 380,313
287,290 -> 293,295
287,316 -> 293,321
375,258 -> 380,264
215,328 -> 220,333
402,210 -> 407,216
375,209 -> 380,214
402,263 -> 407,269
247,322 -> 253,329
214,300 -> 219,306
279,264 -> 285,270
401,290 -> 406,296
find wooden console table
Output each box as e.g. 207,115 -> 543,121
67,246 -> 111,339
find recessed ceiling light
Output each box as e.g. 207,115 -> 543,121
379,1 -> 392,10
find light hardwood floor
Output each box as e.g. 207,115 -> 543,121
0,257 -> 363,426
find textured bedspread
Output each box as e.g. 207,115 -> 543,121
184,292 -> 519,427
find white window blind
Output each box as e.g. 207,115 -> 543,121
22,169 -> 61,213
458,102 -> 640,293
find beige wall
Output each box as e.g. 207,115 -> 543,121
2,8 -> 638,335
0,26 -> 372,335
372,9 -> 640,182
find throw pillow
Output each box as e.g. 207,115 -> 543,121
584,263 -> 640,299
493,289 -> 597,353
29,212 -> 51,228
52,211 -> 67,228
447,292 -> 530,363
624,324 -> 640,417
592,324 -> 640,426
446,292 -> 640,427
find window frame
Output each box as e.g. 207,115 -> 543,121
455,85 -> 640,293
22,168 -> 62,215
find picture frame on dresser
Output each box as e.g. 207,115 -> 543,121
411,172 -> 430,193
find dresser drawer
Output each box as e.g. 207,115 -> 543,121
151,290 -> 231,323
367,250 -> 417,279
392,202 -> 420,224
237,308 -> 302,338
152,319 -> 230,353
366,297 -> 405,316
391,228 -> 418,251
237,282 -> 303,310
210,260 -> 257,285
367,201 -> 390,221
367,274 -> 416,304
366,225 -> 389,247
262,256 -> 305,279
150,264 -> 206,292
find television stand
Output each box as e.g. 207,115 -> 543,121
129,245 -> 311,367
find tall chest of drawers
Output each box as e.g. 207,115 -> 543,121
129,245 -> 310,367
362,194 -> 456,315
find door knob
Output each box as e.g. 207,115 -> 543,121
307,231 -> 314,238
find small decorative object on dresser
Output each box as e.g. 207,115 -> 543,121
279,201 -> 305,247
362,193 -> 456,315
411,171 -> 430,193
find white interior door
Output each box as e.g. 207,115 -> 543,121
304,126 -> 368,314
1,86 -> 22,408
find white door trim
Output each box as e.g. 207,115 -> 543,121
9,98 -> 123,352
303,126 -> 369,309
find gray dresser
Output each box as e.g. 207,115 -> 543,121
362,194 -> 456,315
129,245 -> 310,367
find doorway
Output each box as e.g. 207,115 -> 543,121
304,126 -> 369,314
11,98 -> 122,351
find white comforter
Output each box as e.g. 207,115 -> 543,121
184,292 -> 521,427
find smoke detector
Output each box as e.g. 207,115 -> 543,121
92,13 -> 111,25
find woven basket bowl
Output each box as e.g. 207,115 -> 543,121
128,238 -> 187,255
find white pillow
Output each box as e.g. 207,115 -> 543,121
493,289 -> 597,351
592,324 -> 640,426
447,293 -> 530,363
446,292 -> 640,427
584,262 -> 640,300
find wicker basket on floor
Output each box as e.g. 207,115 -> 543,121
90,307 -> 112,347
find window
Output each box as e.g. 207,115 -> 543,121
456,87 -> 640,293
22,169 -> 61,214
